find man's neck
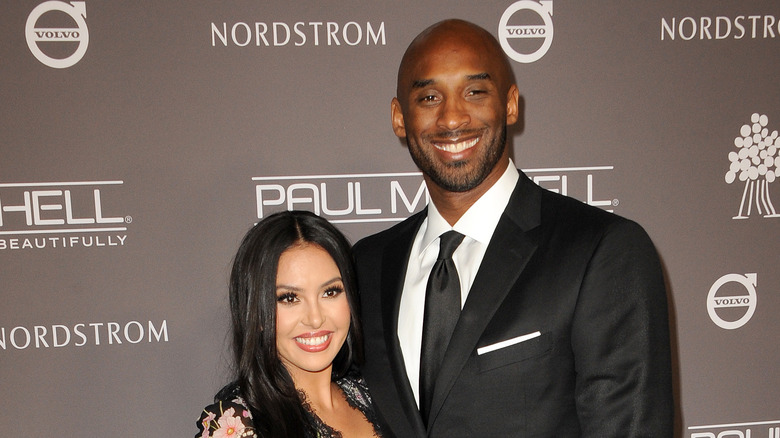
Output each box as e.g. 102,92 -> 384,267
427,157 -> 510,226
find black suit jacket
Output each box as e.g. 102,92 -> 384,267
353,171 -> 673,437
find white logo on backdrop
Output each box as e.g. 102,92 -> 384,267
706,273 -> 758,330
253,172 -> 428,224
725,113 -> 780,219
211,21 -> 386,47
0,320 -> 169,351
252,167 -> 616,223
26,1 -> 89,69
661,14 -> 780,41
0,181 -> 130,251
498,0 -> 554,63
689,419 -> 780,438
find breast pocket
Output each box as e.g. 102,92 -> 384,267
475,331 -> 552,373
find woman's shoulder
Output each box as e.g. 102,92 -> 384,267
336,371 -> 374,415
336,370 -> 384,437
337,370 -> 370,398
196,383 -> 257,438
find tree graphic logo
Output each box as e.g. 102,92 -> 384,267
725,113 -> 780,219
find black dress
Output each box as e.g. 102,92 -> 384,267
195,371 -> 383,438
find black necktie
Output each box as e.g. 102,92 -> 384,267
419,230 -> 465,426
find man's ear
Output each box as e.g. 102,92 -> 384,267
506,84 -> 520,126
391,97 -> 407,138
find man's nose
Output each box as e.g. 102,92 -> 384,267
437,98 -> 470,131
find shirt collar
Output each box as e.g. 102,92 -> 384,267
421,159 -> 519,252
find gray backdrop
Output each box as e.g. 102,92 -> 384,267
1,1 -> 778,436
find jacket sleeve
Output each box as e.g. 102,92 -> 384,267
571,219 -> 674,437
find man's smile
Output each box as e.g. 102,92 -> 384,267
432,136 -> 480,153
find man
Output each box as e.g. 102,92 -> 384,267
353,19 -> 673,437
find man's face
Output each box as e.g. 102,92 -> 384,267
392,34 -> 518,193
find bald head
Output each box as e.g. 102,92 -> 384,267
388,19 -> 520,214
396,19 -> 515,103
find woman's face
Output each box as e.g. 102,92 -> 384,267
274,243 -> 351,381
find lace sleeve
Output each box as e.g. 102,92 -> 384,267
195,397 -> 257,438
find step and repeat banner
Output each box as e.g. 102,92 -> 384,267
1,1 -> 778,436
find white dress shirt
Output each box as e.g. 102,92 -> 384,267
397,160 -> 520,405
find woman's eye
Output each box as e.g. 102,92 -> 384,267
323,286 -> 344,298
276,292 -> 297,304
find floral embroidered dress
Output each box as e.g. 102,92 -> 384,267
196,372 -> 382,438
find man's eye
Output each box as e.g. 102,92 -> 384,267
276,292 -> 297,304
419,95 -> 437,103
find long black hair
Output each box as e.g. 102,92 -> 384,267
222,210 -> 364,437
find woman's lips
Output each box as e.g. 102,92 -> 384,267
294,331 -> 333,352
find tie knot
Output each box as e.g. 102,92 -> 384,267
437,230 -> 465,260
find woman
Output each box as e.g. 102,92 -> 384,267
196,211 -> 382,437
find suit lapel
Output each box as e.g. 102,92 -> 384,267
379,211 -> 428,435
427,174 -> 543,427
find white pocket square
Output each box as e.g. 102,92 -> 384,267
477,331 -> 542,355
